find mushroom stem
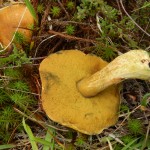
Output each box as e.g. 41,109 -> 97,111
77,50 -> 150,97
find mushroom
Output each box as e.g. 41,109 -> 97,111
0,3 -> 34,50
39,50 -> 150,135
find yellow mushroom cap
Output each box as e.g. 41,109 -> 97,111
39,50 -> 120,135
0,3 -> 34,49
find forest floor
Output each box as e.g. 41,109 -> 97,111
0,0 -> 150,149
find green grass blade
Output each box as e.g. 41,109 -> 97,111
33,137 -> 53,147
141,93 -> 150,106
22,118 -> 38,150
121,138 -> 139,150
130,141 -> 143,149
24,0 -> 37,23
134,2 -> 150,11
43,127 -> 55,150
0,144 -> 15,150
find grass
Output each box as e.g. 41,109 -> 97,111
24,0 -> 38,23
0,0 -> 150,149
51,6 -> 61,17
65,24 -> 75,35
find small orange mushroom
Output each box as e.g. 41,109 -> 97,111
0,3 -> 34,51
39,50 -> 150,135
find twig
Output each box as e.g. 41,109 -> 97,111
48,19 -> 93,26
14,107 -> 66,148
0,86 -> 39,96
57,0 -> 70,18
115,105 -> 141,132
48,30 -> 98,44
48,31 -> 119,54
40,3 -> 51,31
14,107 -> 68,132
119,0 -> 150,37
116,0 -> 123,19
139,18 -> 150,43
49,39 -> 64,54
0,63 -> 41,70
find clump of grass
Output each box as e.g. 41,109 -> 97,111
120,104 -> 130,113
0,50 -> 28,68
14,31 -> 27,44
13,30 -> 33,55
122,134 -> 134,144
76,0 -> 103,20
93,44 -> 117,61
66,1 -> 75,10
10,92 -> 34,108
4,68 -> 22,79
51,6 -> 61,17
127,119 -> 143,135
9,80 -> 29,91
65,24 -> 75,35
37,3 -> 44,14
0,47 -> 36,143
